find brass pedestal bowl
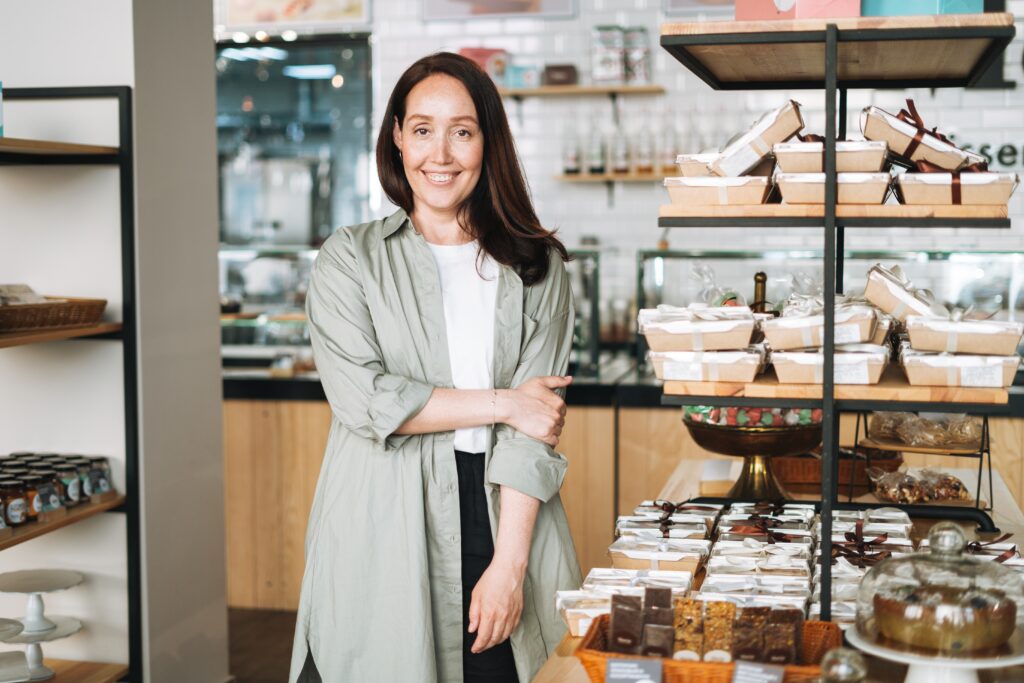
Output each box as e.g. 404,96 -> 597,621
684,420 -> 823,500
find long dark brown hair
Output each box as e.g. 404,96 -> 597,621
376,52 -> 568,286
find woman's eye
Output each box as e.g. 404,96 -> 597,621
455,129 -> 472,138
414,127 -> 429,136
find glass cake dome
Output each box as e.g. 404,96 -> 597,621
856,522 -> 1024,655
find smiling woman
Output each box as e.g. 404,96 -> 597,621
289,52 -> 581,683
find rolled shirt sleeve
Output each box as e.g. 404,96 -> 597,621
487,253 -> 575,502
306,229 -> 434,451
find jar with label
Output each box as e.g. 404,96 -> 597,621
88,456 -> 113,494
70,458 -> 93,498
32,469 -> 65,513
0,479 -> 29,527
2,467 -> 29,480
55,465 -> 81,506
17,474 -> 43,520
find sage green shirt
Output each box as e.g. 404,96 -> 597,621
289,209 -> 582,683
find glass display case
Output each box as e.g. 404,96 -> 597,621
635,249 -> 1024,370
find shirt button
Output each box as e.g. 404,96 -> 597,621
449,583 -> 460,595
449,535 -> 458,544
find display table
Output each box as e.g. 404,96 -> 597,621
531,458 -> 1024,683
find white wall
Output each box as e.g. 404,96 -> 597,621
364,0 -> 1024,302
0,1 -> 229,681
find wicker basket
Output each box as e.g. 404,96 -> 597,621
575,614 -> 840,683
0,297 -> 107,331
772,452 -> 902,487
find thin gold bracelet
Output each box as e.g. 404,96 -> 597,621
491,389 -> 497,426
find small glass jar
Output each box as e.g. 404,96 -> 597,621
32,469 -> 65,512
88,456 -> 113,494
69,458 -> 93,497
17,474 -> 43,521
2,467 -> 29,479
55,465 -> 82,506
0,479 -> 29,527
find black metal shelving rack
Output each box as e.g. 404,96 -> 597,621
1,86 -> 141,682
657,14 -> 1019,621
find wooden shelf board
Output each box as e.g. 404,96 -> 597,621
498,84 -> 665,97
0,323 -> 122,349
859,436 -> 981,456
658,203 -> 1010,219
558,173 -> 664,183
661,13 -> 1015,88
0,495 -> 126,552
0,137 -> 119,156
663,365 -> 1009,405
45,659 -> 128,683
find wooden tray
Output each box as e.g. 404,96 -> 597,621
0,297 -> 107,331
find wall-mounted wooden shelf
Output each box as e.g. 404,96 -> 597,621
498,84 -> 664,97
0,495 -> 126,552
658,203 -> 1011,229
0,137 -> 119,156
45,659 -> 129,683
0,323 -> 123,349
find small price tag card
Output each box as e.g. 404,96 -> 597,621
731,661 -> 786,683
605,658 -> 662,683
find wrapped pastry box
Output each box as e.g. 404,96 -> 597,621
706,555 -> 812,579
711,539 -> 813,561
906,316 -> 1024,356
901,347 -> 1019,388
663,176 -> 771,206
649,346 -> 766,383
871,315 -> 894,345
776,172 -> 890,205
861,102 -> 986,170
615,516 -> 708,540
639,305 -> 756,353
773,140 -> 888,173
762,305 -> 877,350
710,100 -> 804,177
863,264 -> 948,321
582,568 -> 693,594
896,171 -> 1019,206
632,501 -> 721,531
556,590 -> 611,636
608,537 -> 710,573
771,344 -> 889,385
675,153 -> 774,178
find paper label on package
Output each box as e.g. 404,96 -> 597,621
663,360 -> 704,381
718,145 -> 764,177
961,364 -> 1003,388
833,324 -> 862,345
606,659 -> 662,682
834,363 -> 870,385
731,661 -> 786,683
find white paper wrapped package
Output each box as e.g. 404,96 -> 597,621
676,152 -> 776,178
706,554 -> 812,579
639,304 -> 756,352
608,537 -> 710,573
773,139 -> 888,173
710,100 -> 804,177
582,567 -> 693,594
906,316 -> 1024,356
810,601 -> 856,624
860,101 -> 986,171
863,264 -> 948,322
896,171 -> 1019,206
649,347 -> 765,383
901,347 -> 1019,388
555,590 -> 611,637
762,305 -> 877,350
771,344 -> 889,385
664,175 -> 771,205
614,516 -> 708,540
776,172 -> 890,205
710,538 -> 812,561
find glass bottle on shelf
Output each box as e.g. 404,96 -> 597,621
586,115 -> 606,176
609,120 -> 631,176
561,120 -> 581,175
633,115 -> 655,176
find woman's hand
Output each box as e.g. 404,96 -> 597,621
467,559 -> 525,653
499,376 -> 572,446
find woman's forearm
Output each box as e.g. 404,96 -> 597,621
394,387 -> 510,435
492,486 -> 540,577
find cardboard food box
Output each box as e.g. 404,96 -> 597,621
608,537 -> 709,573
615,517 -> 708,540
664,176 -> 771,205
871,315 -> 894,346
902,350 -> 1019,388
582,568 -> 693,595
762,305 -> 877,350
895,172 -> 1019,206
906,316 -> 1024,356
772,344 -> 889,385
861,104 -> 986,171
773,140 -> 888,173
710,100 -> 804,177
863,264 -> 948,322
639,305 -> 756,352
777,172 -> 890,205
649,347 -> 765,383
675,153 -> 774,178
705,554 -> 812,578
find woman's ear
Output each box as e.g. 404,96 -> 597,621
392,116 -> 403,153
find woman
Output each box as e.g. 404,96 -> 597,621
289,52 -> 582,683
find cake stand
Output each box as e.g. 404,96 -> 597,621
847,624 -> 1024,683
2,616 -> 83,681
0,570 -> 83,635
0,650 -> 31,683
684,421 -> 822,500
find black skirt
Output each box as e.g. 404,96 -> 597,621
456,450 -> 519,683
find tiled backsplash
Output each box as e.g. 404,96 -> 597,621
368,1 -> 1024,302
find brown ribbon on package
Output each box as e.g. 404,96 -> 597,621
897,98 -> 954,160
830,520 -> 892,568
652,500 -> 719,516
914,159 -> 989,205
966,533 -> 1016,564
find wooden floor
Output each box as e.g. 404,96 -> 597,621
229,608 -> 296,683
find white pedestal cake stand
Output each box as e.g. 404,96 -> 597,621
0,570 -> 86,681
847,626 -> 1024,683
2,616 -> 82,682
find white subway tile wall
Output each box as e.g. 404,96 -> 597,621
368,2 -> 1024,301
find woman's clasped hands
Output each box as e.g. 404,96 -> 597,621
498,375 -> 572,447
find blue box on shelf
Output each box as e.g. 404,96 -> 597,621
861,0 -> 983,16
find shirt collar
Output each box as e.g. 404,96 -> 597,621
382,208 -> 410,238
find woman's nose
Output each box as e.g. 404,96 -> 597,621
429,136 -> 453,164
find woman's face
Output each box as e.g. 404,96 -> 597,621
393,73 -> 484,220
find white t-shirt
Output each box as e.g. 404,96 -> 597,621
425,240 -> 499,454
